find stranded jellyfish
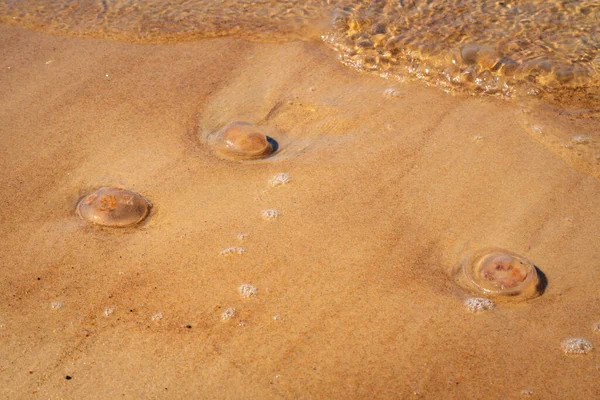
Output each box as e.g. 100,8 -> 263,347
454,248 -> 542,300
76,187 -> 150,227
212,122 -> 275,160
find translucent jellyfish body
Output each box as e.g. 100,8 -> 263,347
77,187 -> 150,227
454,248 -> 542,300
211,122 -> 275,160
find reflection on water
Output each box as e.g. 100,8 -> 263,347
1,0 -> 599,104
0,0 -> 335,42
325,0 -> 600,104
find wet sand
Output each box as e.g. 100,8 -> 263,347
0,25 -> 599,399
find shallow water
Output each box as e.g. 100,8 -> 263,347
1,0 -> 600,105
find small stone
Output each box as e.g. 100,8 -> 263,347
464,297 -> 494,313
561,338 -> 594,355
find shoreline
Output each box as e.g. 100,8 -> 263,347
1,25 -> 599,399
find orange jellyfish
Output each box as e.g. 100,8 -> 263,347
76,187 -> 150,227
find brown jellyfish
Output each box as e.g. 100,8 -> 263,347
76,187 -> 150,227
212,122 -> 275,160
453,248 -> 542,300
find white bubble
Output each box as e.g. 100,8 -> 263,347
220,247 -> 246,256
571,135 -> 592,145
530,125 -> 543,134
473,135 -> 485,141
50,301 -> 63,310
104,307 -> 115,317
383,88 -> 401,97
592,321 -> 600,333
520,389 -> 534,397
236,233 -> 249,241
239,284 -> 258,298
464,298 -> 494,313
221,307 -> 236,321
151,312 -> 164,321
261,209 -> 280,221
560,338 -> 594,355
269,172 -> 291,187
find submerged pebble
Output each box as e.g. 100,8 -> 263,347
212,122 -> 275,160
77,187 -> 150,227
464,297 -> 494,313
561,338 -> 594,355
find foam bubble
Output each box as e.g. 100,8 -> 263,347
50,301 -> 63,310
103,307 -> 115,317
592,321 -> 600,334
383,88 -> 401,98
239,284 -> 258,299
571,135 -> 592,145
464,297 -> 494,313
261,209 -> 280,221
269,172 -> 291,187
151,312 -> 164,321
220,247 -> 246,256
560,338 -> 594,355
221,307 -> 236,321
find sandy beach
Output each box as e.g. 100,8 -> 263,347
0,24 -> 599,399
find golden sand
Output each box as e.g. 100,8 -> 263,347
0,26 -> 599,399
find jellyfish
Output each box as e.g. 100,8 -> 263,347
76,187 -> 150,227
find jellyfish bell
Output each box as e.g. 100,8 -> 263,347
76,187 -> 150,227
211,122 -> 275,160
453,248 -> 542,301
